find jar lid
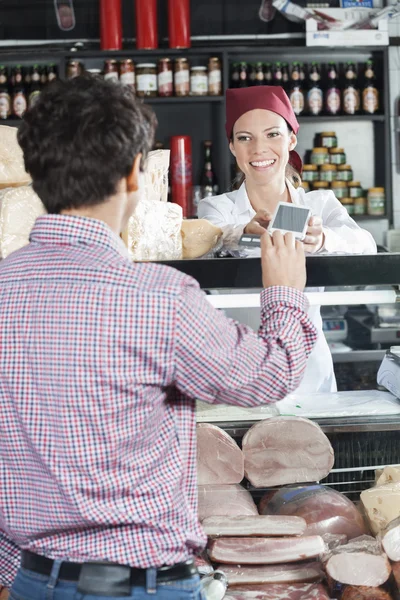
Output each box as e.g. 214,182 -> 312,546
320,164 -> 337,171
368,187 -> 385,193
338,164 -> 353,170
329,147 -> 345,154
86,68 -> 102,74
136,63 -> 157,68
354,196 -> 366,203
341,197 -> 353,204
349,181 -> 361,186
320,131 -> 337,136
312,147 -> 328,152
313,181 -> 329,188
331,181 -> 348,188
303,164 -> 318,171
191,66 -> 207,71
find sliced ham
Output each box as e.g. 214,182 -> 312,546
242,417 -> 334,488
202,515 -> 306,538
341,586 -> 394,600
198,484 -> 258,522
381,516 -> 400,561
259,485 -> 368,540
325,537 -> 391,587
208,535 -> 325,564
217,562 -> 323,586
197,423 -> 244,485
223,583 -> 330,600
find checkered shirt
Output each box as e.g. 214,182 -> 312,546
0,215 -> 317,587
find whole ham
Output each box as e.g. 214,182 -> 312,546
381,516 -> 400,561
202,515 -> 306,537
208,536 -> 325,564
197,423 -> 244,485
223,583 -> 330,599
217,562 -> 323,586
198,484 -> 258,522
259,485 -> 368,540
341,586 -> 393,600
242,417 -> 334,487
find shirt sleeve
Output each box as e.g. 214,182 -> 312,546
174,283 -> 318,407
0,530 -> 20,588
319,193 -> 377,255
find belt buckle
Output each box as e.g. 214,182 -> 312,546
77,562 -> 131,597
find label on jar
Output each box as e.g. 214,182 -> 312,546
120,72 -> 135,86
321,135 -> 337,148
302,171 -> 319,182
158,71 -> 173,95
209,70 -> 221,92
307,87 -> 323,115
311,153 -> 328,166
104,72 -> 119,82
330,154 -> 345,165
175,70 -> 190,94
28,90 -> 41,109
137,74 -> 157,93
350,187 -> 363,199
353,202 -> 366,215
337,171 -> 353,182
363,87 -> 379,114
0,92 -> 11,119
344,204 -> 355,215
320,170 -> 336,182
190,75 -> 207,94
343,88 -> 360,115
13,92 -> 27,117
326,88 -> 341,115
368,198 -> 385,216
290,90 -> 304,115
333,188 -> 348,199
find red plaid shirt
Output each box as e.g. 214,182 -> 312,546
0,215 -> 317,587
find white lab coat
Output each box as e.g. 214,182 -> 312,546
198,180 -> 377,394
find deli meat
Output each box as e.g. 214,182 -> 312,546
259,485 -> 368,540
202,515 -> 307,537
197,423 -> 244,485
217,562 -> 323,585
208,536 -> 325,564
223,583 -> 330,599
198,484 -> 258,522
392,561 -> 400,590
341,586 -> 393,600
381,516 -> 400,561
242,417 -> 334,487
325,537 -> 391,587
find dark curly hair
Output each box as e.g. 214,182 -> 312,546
17,75 -> 157,214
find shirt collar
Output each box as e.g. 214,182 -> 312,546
233,178 -> 303,215
30,214 -> 131,260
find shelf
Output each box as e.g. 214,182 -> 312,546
143,96 -> 224,104
352,214 -> 387,220
1,119 -> 22,127
298,115 -> 385,123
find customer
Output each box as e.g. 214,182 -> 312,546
0,76 -> 317,600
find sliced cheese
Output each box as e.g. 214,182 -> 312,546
181,219 -> 222,259
361,481 -> 400,535
0,125 -> 31,188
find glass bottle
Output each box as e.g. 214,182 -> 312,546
254,62 -> 265,86
307,62 -> 323,116
343,62 -> 360,116
289,62 -> 305,116
273,62 -> 283,86
362,59 -> 379,115
200,140 -> 219,197
325,62 -> 341,116
238,62 -> 248,88
264,63 -> 273,84
230,63 -> 240,88
0,66 -> 11,120
282,62 -> 290,92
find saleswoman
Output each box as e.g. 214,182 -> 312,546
198,86 -> 376,393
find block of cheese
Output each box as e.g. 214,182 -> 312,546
376,466 -> 400,487
0,185 -> 46,259
0,125 -> 31,188
142,149 -> 170,203
181,219 -> 222,258
361,481 -> 400,535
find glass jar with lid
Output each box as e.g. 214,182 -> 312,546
348,181 -> 364,199
174,58 -> 190,97
311,147 -> 329,166
336,164 -> 353,182
320,131 -> 337,148
158,58 -> 173,97
190,66 -> 208,96
208,57 -> 222,95
329,147 -> 346,165
341,197 -> 354,215
319,164 -> 337,182
331,181 -> 349,199
312,181 -> 329,191
353,196 -> 367,215
104,60 -> 119,82
119,59 -> 135,89
301,181 -> 310,193
367,187 -> 385,216
302,164 -> 319,182
136,63 -> 157,97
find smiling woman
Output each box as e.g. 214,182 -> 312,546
197,85 -> 377,394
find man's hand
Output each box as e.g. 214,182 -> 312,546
244,209 -> 272,236
0,587 -> 9,600
303,216 -> 324,254
261,230 -> 306,291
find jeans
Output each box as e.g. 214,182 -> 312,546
10,565 -> 206,600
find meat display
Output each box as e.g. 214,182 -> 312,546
223,582 -> 330,599
202,515 -> 307,537
217,562 -> 323,585
208,535 -> 325,564
392,561 -> 400,590
259,485 -> 368,539
381,516 -> 400,561
361,480 -> 400,536
197,423 -> 244,485
340,586 -> 394,600
198,484 -> 258,522
242,417 -> 334,487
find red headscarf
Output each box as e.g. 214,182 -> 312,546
225,86 -> 302,174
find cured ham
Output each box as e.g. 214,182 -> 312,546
381,516 -> 400,561
223,583 -> 330,599
197,423 -> 244,485
198,484 -> 258,522
202,515 -> 306,538
216,562 -> 323,586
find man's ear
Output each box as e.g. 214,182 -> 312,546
126,154 -> 142,192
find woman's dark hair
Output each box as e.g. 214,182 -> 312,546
18,75 -> 157,214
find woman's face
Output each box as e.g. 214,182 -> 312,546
230,109 -> 297,186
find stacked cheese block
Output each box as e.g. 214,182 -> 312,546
197,419 -> 399,600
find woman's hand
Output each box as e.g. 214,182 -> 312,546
244,209 -> 272,236
303,216 -> 324,254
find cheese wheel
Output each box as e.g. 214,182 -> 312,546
181,218 -> 222,258
0,125 -> 31,189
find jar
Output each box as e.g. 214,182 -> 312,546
331,181 -> 349,199
158,58 -> 173,97
349,181 -> 364,199
319,164 -> 337,182
119,59 -> 135,88
302,164 -> 319,182
190,66 -> 208,96
320,131 -> 337,148
66,60 -> 82,79
337,164 -> 353,182
136,63 -> 157,97
312,181 -> 329,191
329,147 -> 346,165
86,68 -> 102,77
367,187 -> 385,216
104,59 -> 119,82
354,196 -> 367,215
341,197 -> 354,215
208,57 -> 222,95
301,181 -> 310,193
174,58 -> 190,97
311,147 -> 329,166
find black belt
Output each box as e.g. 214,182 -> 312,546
21,550 -> 197,594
